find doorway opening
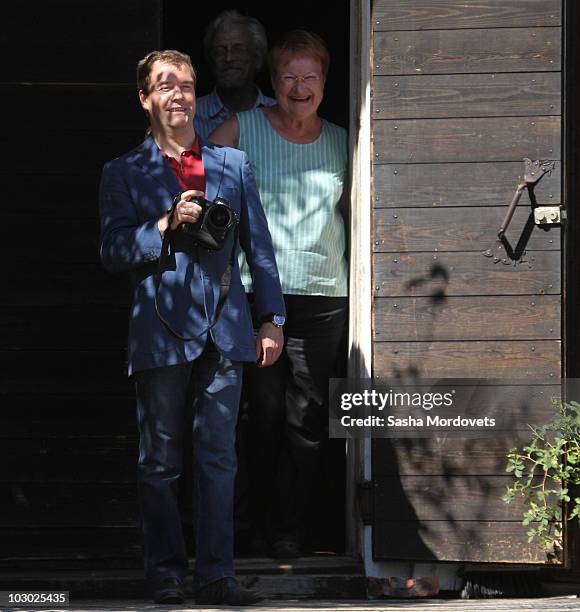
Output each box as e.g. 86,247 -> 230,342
163,0 -> 351,557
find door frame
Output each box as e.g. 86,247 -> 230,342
346,0 -> 372,560
563,0 -> 579,569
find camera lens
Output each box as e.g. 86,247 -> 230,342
208,205 -> 232,228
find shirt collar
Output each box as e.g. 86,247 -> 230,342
160,135 -> 202,160
255,88 -> 273,108
207,87 -> 271,119
189,135 -> 202,158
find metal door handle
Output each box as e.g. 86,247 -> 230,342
497,158 -> 555,239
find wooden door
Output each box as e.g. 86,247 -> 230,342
370,0 -> 564,563
1,1 -> 161,569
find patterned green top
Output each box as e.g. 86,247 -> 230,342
237,108 -> 348,297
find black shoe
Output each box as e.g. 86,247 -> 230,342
195,577 -> 264,605
153,577 -> 185,604
272,539 -> 301,559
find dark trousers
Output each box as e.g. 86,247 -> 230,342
245,294 -> 348,545
133,339 -> 242,588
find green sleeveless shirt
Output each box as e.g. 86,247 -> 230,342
237,108 -> 348,297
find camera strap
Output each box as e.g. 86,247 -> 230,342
153,222 -> 239,342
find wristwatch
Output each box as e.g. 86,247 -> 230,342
261,313 -> 285,328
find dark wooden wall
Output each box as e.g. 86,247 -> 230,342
370,0 -> 563,563
2,1 -> 161,568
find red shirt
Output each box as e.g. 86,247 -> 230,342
162,137 -> 206,195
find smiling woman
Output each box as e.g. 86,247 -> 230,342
209,30 -> 349,559
265,54 -> 325,141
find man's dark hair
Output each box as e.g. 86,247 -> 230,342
137,50 -> 197,94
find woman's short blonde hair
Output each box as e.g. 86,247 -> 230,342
269,30 -> 330,78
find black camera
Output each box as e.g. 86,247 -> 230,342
177,196 -> 237,251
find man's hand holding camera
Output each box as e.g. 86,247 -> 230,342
157,189 -> 203,236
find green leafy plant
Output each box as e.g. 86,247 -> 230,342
503,400 -> 580,561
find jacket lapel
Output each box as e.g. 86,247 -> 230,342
133,135 -> 182,197
201,139 -> 226,202
133,135 -> 226,202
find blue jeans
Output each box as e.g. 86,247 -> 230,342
133,339 -> 242,588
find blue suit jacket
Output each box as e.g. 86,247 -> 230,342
99,135 -> 285,375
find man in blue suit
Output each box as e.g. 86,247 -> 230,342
99,50 -> 285,606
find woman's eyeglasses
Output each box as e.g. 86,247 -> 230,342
279,73 -> 321,85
